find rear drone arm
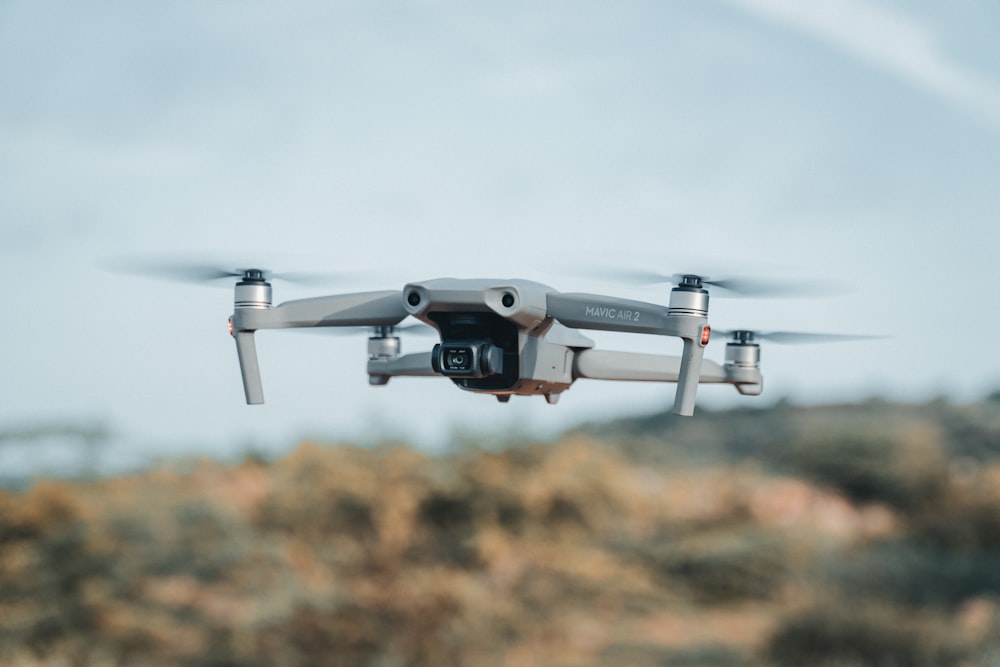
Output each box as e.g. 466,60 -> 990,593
366,351 -> 438,384
571,349 -> 762,395
572,349 -> 727,383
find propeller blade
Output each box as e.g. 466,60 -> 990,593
392,323 -> 439,336
758,331 -> 887,344
102,257 -> 351,287
298,322 -> 438,337
102,259 -> 242,284
701,277 -> 833,298
269,270 -> 352,285
592,268 -> 674,285
715,329 -> 887,345
592,268 -> 845,298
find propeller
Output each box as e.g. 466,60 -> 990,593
308,322 -> 438,337
597,269 -> 844,298
102,258 -> 351,287
714,329 -> 887,345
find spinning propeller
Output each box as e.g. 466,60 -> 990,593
601,269 -> 844,298
309,322 -> 438,337
102,258 -> 349,286
715,330 -> 886,345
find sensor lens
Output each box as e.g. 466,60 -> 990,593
407,292 -> 421,306
444,346 -> 474,372
501,293 -> 515,308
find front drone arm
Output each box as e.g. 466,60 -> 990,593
545,292 -> 671,334
229,290 -> 408,404
547,291 -> 710,416
231,291 -> 408,331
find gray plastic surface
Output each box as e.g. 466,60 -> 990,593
546,292 -> 670,335
233,332 -> 264,404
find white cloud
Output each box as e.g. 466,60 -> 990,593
727,0 -> 1000,132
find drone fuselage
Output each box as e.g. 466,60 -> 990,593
400,278 -> 593,402
229,275 -> 764,415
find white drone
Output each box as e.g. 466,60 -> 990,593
181,268 -> 870,416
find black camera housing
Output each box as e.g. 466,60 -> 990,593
432,340 -> 504,378
427,312 -> 519,389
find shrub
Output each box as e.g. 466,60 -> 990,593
0,482 -> 78,543
406,490 -> 481,567
768,426 -> 947,511
911,494 -> 1000,551
636,529 -> 789,604
829,538 -> 1000,608
766,603 -> 965,666
601,642 -> 744,667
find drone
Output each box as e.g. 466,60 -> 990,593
199,267 -> 873,416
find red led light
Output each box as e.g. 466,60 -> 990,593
700,325 -> 711,346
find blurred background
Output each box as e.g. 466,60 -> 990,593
3,2 -> 1000,665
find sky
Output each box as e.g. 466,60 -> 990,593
2,0 -> 999,474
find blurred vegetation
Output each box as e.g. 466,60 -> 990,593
0,422 -> 112,484
2,396 -> 1000,665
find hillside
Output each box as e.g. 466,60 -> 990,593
2,397 -> 1000,666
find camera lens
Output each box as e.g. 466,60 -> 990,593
444,347 -> 473,371
502,292 -> 515,308
407,292 -> 421,306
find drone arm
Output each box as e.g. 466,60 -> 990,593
546,292 -> 669,334
231,291 -> 407,332
572,350 -> 727,383
233,331 -> 264,404
228,291 -> 407,404
674,338 -> 705,416
547,292 -> 710,415
367,351 -> 438,378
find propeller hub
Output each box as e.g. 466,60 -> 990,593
240,269 -> 268,283
677,274 -> 704,289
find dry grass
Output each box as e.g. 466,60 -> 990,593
3,399 -> 1000,666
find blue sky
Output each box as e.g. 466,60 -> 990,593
2,1 -> 999,471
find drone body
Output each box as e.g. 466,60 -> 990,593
228,274 -> 770,416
